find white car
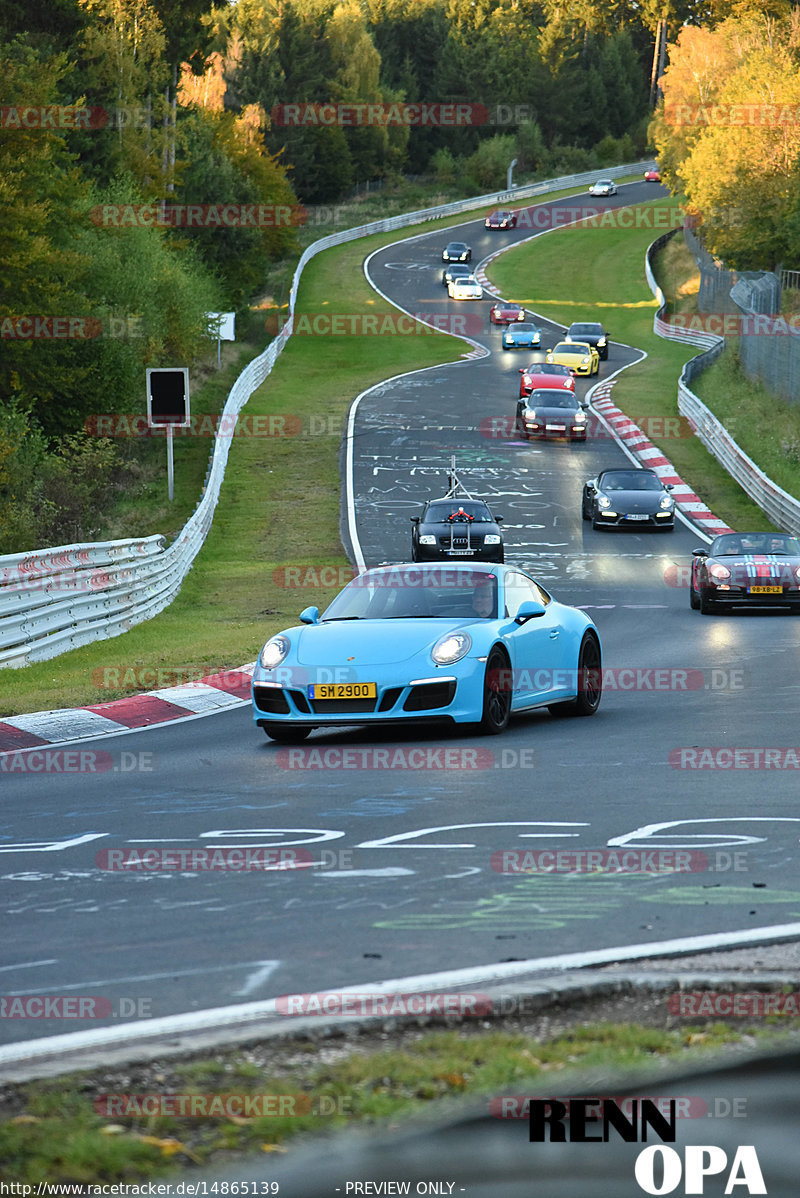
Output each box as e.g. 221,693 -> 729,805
448,275 -> 483,300
588,179 -> 617,197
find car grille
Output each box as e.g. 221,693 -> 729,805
252,687 -> 290,714
378,688 -> 403,712
439,536 -> 482,547
403,681 -> 457,712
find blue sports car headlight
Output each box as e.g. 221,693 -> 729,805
431,631 -> 472,666
260,635 -> 290,669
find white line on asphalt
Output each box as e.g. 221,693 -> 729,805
4,923 -> 800,1073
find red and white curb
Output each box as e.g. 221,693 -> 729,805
0,665 -> 255,754
590,380 -> 733,537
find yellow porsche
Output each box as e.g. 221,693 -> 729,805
546,340 -> 600,376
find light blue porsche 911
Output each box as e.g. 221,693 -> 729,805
252,564 -> 602,741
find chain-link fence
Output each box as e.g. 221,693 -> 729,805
683,227 -> 799,404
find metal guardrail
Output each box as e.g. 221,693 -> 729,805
0,162 -> 651,668
646,230 -> 800,536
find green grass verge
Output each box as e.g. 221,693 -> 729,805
690,348 -> 800,503
2,1021 -> 794,1183
486,197 -> 782,535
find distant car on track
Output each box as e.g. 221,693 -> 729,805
503,322 -> 542,350
517,389 -> 588,441
490,301 -> 526,325
252,563 -> 603,741
547,340 -> 600,376
582,468 -> 675,530
690,532 -> 800,613
588,179 -> 617,196
644,168 -> 661,182
519,364 -> 575,398
442,241 -> 471,263
448,275 -> 483,300
566,321 -> 609,360
485,209 -> 518,229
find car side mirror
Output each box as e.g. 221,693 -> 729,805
494,515 -> 503,522
299,606 -> 320,624
586,482 -> 596,492
665,484 -> 674,491
515,600 -> 546,624
579,398 -> 590,410
410,516 -> 420,523
691,548 -> 707,558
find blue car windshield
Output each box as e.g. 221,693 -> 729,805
322,569 -> 498,620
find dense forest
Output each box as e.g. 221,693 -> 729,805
1,0 -> 797,550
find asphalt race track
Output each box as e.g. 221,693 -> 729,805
3,182 -> 800,1048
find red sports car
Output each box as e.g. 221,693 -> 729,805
644,168 -> 661,182
690,532 -> 800,614
490,301 -> 526,325
485,209 -> 518,229
519,364 -> 576,399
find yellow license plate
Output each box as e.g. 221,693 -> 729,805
309,682 -> 377,700
748,586 -> 782,594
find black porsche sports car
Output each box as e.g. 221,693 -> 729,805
566,321 -> 610,360
582,468 -> 675,529
442,263 -> 473,287
411,498 -> 504,564
517,389 -> 588,441
442,241 -> 472,263
690,531 -> 800,613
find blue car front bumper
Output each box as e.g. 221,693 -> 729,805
252,659 -> 490,728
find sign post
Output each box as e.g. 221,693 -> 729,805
146,367 -> 191,501
207,311 -> 236,368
